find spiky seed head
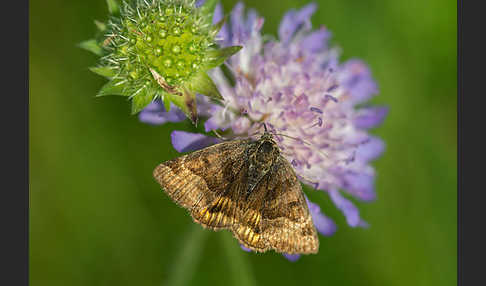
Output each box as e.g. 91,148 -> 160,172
81,0 -> 242,123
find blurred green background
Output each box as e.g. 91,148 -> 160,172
30,0 -> 456,285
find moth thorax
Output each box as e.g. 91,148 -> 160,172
255,140 -> 278,166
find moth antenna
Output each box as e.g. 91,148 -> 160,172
272,132 -> 329,159
255,121 -> 270,135
213,130 -> 252,141
248,131 -> 262,138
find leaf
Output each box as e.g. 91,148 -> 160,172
220,232 -> 257,286
78,39 -> 102,56
162,92 -> 171,112
97,79 -> 129,97
209,15 -> 227,37
89,66 -> 116,78
199,0 -> 218,22
106,0 -> 120,15
166,88 -> 198,125
204,46 -> 242,69
130,87 -> 155,114
189,71 -> 223,101
94,20 -> 106,32
164,225 -> 208,286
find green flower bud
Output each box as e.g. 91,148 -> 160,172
80,0 -> 242,124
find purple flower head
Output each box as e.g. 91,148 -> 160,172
206,1 -> 386,232
141,2 -> 387,261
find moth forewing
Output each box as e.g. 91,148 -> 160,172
153,132 -> 319,254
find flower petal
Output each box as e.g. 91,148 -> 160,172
212,2 -> 223,23
171,131 -> 220,153
230,2 -> 246,44
214,4 -> 231,47
231,117 -> 251,134
342,172 -> 376,201
355,136 -> 385,162
300,27 -> 330,53
328,189 -> 362,227
138,101 -> 186,125
240,244 -> 252,252
204,105 -> 234,132
354,106 -> 389,129
278,3 -> 317,44
283,254 -> 301,262
306,198 -> 337,236
340,60 -> 379,103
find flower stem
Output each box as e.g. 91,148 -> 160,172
165,224 -> 208,286
220,232 -> 257,286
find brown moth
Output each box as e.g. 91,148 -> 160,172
153,130 -> 319,254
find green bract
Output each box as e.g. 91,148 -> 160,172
80,0 -> 241,124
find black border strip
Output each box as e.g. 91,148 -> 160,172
460,0 -> 486,284
2,0 -> 29,285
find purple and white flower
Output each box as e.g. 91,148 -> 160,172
140,2 -> 387,261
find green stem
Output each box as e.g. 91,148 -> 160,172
220,232 -> 257,286
165,224 -> 208,286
